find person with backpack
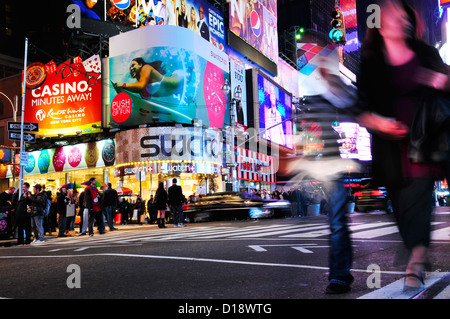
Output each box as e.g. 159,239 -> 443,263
29,184 -> 47,244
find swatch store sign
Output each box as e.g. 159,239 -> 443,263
115,127 -> 222,170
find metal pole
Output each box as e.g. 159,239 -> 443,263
231,100 -> 236,192
19,37 -> 28,198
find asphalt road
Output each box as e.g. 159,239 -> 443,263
0,208 -> 449,306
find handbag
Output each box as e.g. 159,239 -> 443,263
66,204 -> 75,217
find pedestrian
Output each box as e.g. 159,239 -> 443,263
356,0 -> 449,290
154,182 -> 168,228
134,196 -> 145,224
168,178 -> 186,227
147,194 -> 157,224
119,198 -> 130,224
42,185 -> 53,236
78,189 -> 89,235
29,184 -> 47,244
65,189 -> 76,236
14,183 -> 32,245
84,177 -> 104,236
57,186 -> 70,237
102,183 -> 118,231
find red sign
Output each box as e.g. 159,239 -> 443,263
111,92 -> 133,123
24,55 -> 102,137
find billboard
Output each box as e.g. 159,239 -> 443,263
229,0 -> 278,63
248,69 -> 293,149
108,25 -> 229,129
335,122 -> 372,161
24,55 -> 102,137
2,139 -> 115,177
137,0 -> 226,51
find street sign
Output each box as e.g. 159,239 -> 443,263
8,131 -> 36,143
7,121 -> 39,132
20,151 -> 29,166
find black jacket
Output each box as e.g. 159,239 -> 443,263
30,191 -> 46,216
102,188 -> 119,207
358,40 -> 448,187
168,184 -> 184,206
154,189 -> 168,211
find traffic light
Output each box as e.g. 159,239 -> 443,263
329,9 -> 346,44
295,27 -> 305,40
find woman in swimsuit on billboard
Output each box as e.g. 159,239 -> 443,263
113,57 -> 184,99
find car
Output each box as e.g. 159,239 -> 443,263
184,192 -> 291,222
353,179 -> 389,213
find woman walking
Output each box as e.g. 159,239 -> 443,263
357,0 -> 449,290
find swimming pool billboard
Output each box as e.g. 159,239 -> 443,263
107,25 -> 230,129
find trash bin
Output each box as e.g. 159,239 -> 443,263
345,202 -> 355,214
307,204 -> 320,216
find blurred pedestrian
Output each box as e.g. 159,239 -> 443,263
357,0 -> 449,290
168,178 -> 185,227
84,177 -> 104,236
29,184 -> 47,244
154,182 -> 168,228
102,183 -> 118,231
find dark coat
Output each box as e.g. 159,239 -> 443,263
14,192 -> 32,227
154,189 -> 168,211
29,191 -> 47,216
102,188 -> 119,207
168,184 -> 184,206
357,40 -> 448,188
57,192 -> 69,217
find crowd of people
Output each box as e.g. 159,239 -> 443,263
0,177 -> 188,245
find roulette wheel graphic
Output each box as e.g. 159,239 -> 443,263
26,63 -> 47,89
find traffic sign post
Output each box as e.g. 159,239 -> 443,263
8,131 -> 36,143
7,121 -> 39,132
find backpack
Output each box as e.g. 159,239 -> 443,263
43,195 -> 51,217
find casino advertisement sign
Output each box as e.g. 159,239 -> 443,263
1,139 -> 116,178
24,55 -> 102,137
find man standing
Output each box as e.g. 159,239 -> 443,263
14,183 -> 32,245
102,183 -> 118,231
29,184 -> 47,244
168,178 -> 185,227
84,177 -> 104,236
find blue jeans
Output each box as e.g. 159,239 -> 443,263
31,215 -> 44,241
171,205 -> 184,226
104,206 -> 117,230
323,179 -> 353,284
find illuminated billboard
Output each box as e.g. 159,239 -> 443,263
334,122 -> 372,161
107,25 -> 229,129
137,0 -> 226,51
24,55 -> 102,137
248,68 -> 293,149
229,0 -> 278,63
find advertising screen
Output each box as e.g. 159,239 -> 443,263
335,122 -> 372,161
253,70 -> 293,149
229,0 -> 278,63
108,26 -> 229,129
24,55 -> 102,137
137,0 -> 226,51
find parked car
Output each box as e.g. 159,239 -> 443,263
353,179 -> 389,213
184,192 -> 291,222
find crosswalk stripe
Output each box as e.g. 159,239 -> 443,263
431,226 -> 450,241
139,224 -> 303,241
233,224 -> 326,238
42,221 -> 450,246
